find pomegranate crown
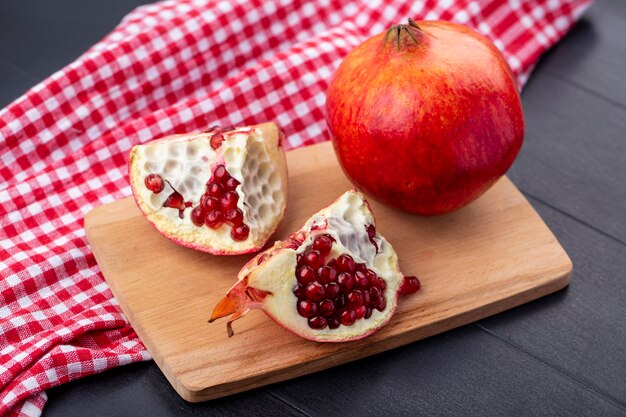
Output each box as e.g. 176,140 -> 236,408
383,18 -> 423,49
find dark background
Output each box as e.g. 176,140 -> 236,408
1,0 -> 625,416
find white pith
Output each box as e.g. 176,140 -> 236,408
129,122 -> 287,254
246,190 -> 403,341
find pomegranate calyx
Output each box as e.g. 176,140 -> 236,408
384,18 -> 423,49
209,279 -> 270,337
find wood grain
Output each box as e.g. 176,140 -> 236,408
85,140 -> 572,402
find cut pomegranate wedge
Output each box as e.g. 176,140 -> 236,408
210,190 -> 421,342
129,122 -> 288,255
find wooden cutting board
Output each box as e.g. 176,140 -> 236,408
85,141 -> 571,402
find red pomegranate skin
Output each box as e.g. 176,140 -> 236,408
326,21 -> 524,215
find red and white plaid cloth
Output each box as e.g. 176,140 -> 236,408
0,0 -> 591,415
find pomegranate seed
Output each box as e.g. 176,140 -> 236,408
305,282 -> 325,302
354,271 -> 369,290
297,300 -> 318,318
212,165 -> 228,183
335,294 -> 347,310
163,190 -> 191,219
201,195 -> 220,211
224,208 -> 244,225
297,266 -> 316,285
308,316 -> 328,330
356,263 -> 368,273
365,270 -> 377,284
377,278 -> 387,290
317,266 -> 337,284
336,254 -> 356,273
362,289 -> 371,305
318,299 -> 335,317
231,224 -> 250,241
190,206 -> 205,227
348,290 -> 363,308
205,210 -> 223,229
293,284 -> 305,300
312,234 -> 334,257
327,258 -> 337,268
355,305 -> 367,319
207,182 -> 224,198
303,250 -> 323,270
325,282 -> 341,299
144,174 -> 164,193
398,276 -> 421,295
366,224 -> 379,252
210,132 -> 224,150
328,318 -> 341,329
369,287 -> 382,304
224,177 -> 240,191
340,310 -> 356,326
375,298 -> 386,312
337,272 -> 354,292
221,191 -> 239,210
364,307 -> 373,319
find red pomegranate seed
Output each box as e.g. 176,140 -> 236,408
336,254 -> 356,273
224,177 -> 240,191
366,224 -> 379,252
297,300 -> 318,318
340,310 -> 356,326
221,191 -> 239,210
308,316 -> 328,330
205,210 -> 223,229
303,250 -> 323,270
354,271 -> 369,290
293,284 -> 305,300
212,165 -> 227,183
210,132 -> 224,150
377,278 -> 386,290
369,287 -> 382,304
356,263 -> 368,273
398,276 -> 421,295
312,234 -> 334,257
317,266 -> 337,284
224,208 -> 244,225
325,282 -> 341,299
355,305 -> 367,319
318,299 -> 335,317
335,294 -> 347,309
144,174 -> 164,193
337,272 -> 354,292
348,290 -> 363,308
201,195 -> 220,211
364,307 -> 373,319
328,317 -> 340,329
305,282 -> 325,302
327,258 -> 337,268
362,289 -> 371,305
207,183 -> 224,198
190,206 -> 205,227
297,266 -> 316,285
163,190 -> 191,219
231,224 -> 250,241
375,298 -> 386,312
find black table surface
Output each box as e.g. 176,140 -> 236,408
1,1 -> 625,416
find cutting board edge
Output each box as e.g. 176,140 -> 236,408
171,264 -> 571,402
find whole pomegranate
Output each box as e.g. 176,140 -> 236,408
326,19 -> 524,215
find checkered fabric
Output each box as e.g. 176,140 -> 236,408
0,0 -> 591,415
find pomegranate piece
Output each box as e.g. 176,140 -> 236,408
129,122 -> 288,255
210,190 -> 422,342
